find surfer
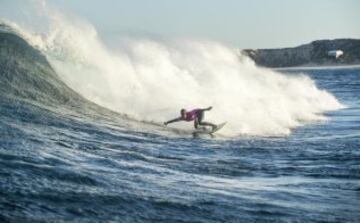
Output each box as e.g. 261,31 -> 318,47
164,106 -> 217,130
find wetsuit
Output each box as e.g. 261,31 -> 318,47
184,109 -> 202,121
164,107 -> 215,130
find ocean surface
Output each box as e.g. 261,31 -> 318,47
1,25 -> 360,223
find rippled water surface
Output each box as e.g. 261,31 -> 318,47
1,68 -> 360,222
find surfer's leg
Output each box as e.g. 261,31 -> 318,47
197,111 -> 217,130
194,119 -> 199,129
194,112 -> 204,129
199,121 -> 217,130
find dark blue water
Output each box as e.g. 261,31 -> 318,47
1,30 -> 360,222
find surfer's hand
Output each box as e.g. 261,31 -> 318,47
164,122 -> 168,126
207,106 -> 213,110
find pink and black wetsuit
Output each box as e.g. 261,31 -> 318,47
164,107 -> 216,130
184,109 -> 201,122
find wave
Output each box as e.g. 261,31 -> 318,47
0,24 -> 81,107
0,2 -> 344,137
0,23 -> 122,126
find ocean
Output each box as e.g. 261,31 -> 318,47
1,18 -> 360,223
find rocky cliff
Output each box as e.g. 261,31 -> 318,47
242,39 -> 360,68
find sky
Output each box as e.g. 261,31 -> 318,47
1,0 -> 360,48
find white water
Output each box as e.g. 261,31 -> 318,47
3,1 -> 344,136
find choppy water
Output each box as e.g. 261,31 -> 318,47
1,27 -> 360,222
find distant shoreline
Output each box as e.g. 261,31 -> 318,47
273,64 -> 360,71
242,38 -> 360,68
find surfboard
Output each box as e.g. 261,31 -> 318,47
193,122 -> 227,134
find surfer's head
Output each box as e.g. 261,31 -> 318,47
180,109 -> 186,118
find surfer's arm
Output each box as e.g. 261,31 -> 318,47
164,117 -> 182,125
200,106 -> 212,111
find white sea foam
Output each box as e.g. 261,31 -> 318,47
4,1 -> 344,136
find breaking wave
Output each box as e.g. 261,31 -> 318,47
0,2 -> 344,136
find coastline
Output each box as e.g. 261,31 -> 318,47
272,64 -> 360,71
242,38 -> 360,69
